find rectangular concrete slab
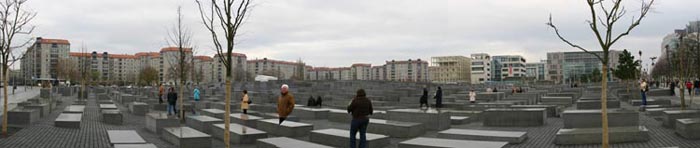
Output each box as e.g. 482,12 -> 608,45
186,115 -> 223,134
675,118 -> 700,139
368,119 -> 425,138
663,110 -> 700,128
211,123 -> 268,144
387,108 -> 451,130
256,137 -> 333,148
201,108 -> 226,119
310,128 -> 390,148
230,113 -> 263,128
102,110 -> 123,125
562,109 -> 639,128
129,102 -> 149,116
63,105 -> 86,114
398,137 -> 508,148
483,108 -> 546,127
7,108 -> 40,128
113,144 -> 158,148
451,116 -> 470,125
161,127 -> 212,148
55,113 -> 82,128
255,119 -> 313,137
99,104 -> 118,111
107,130 -> 147,146
294,107 -> 329,119
146,112 -> 179,134
555,126 -> 650,144
437,129 -> 527,144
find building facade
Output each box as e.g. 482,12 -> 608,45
159,47 -> 193,85
247,58 -> 305,80
21,37 -> 70,82
385,59 -> 429,82
429,56 -> 471,83
470,53 -> 492,84
193,56 -> 215,84
492,55 -> 527,81
547,50 -> 621,84
525,61 -> 547,81
351,64 -> 372,80
213,53 -> 247,82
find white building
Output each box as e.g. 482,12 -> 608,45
492,55 -> 527,80
159,47 -> 193,85
21,37 -> 70,81
385,59 -> 429,82
470,53 -> 492,84
213,52 -> 247,82
247,58 -> 305,80
351,63 -> 372,80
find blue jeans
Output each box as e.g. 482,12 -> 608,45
350,118 -> 369,148
641,92 -> 647,106
167,103 -> 177,115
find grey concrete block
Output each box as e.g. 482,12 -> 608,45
55,113 -> 82,129
255,119 -> 313,137
211,123 -> 267,144
562,109 -> 639,128
201,108 -> 226,119
24,103 -> 50,117
367,119 -> 425,138
662,110 -> 700,128
102,110 -> 123,125
186,115 -> 223,134
310,128 -> 390,148
294,107 -> 329,119
256,137 -> 333,148
327,108 -> 351,123
113,144 -> 158,148
398,137 -> 508,148
576,100 -> 620,109
230,113 -> 263,128
387,109 -> 451,130
510,105 -> 558,117
7,108 -> 40,128
437,129 -> 527,144
145,112 -> 179,134
450,116 -> 470,125
554,126 -> 650,144
483,108 -> 546,127
676,118 -> 700,139
107,130 -> 147,146
161,127 -> 211,148
129,102 -> 149,116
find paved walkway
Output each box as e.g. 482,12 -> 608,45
0,86 -> 40,116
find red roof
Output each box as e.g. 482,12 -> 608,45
37,38 -> 70,45
248,58 -> 303,65
135,52 -> 160,58
213,52 -> 247,58
109,54 -> 137,59
351,63 -> 371,67
194,56 -> 213,61
160,47 -> 193,53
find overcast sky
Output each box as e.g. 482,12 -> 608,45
24,0 -> 700,69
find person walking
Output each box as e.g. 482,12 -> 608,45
670,80 -> 676,96
469,89 -> 477,104
192,87 -> 200,114
317,96 -> 323,107
640,79 -> 648,111
347,89 -> 373,148
694,78 -> 700,96
158,84 -> 165,104
434,86 -> 443,108
686,81 -> 693,96
241,90 -> 250,114
166,87 -> 178,116
420,86 -> 428,109
307,96 -> 316,107
277,84 -> 295,124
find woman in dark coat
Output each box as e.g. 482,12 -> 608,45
420,87 -> 428,108
434,87 -> 443,108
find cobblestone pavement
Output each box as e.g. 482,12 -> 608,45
2,92 -> 700,148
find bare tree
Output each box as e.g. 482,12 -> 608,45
546,0 -> 654,147
166,6 -> 193,121
196,0 -> 252,147
0,0 -> 35,137
138,66 -> 160,86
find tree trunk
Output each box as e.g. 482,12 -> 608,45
179,81 -> 184,121
224,78 -> 231,148
601,64 -> 609,148
2,66 -> 8,137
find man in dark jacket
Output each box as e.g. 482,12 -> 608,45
434,86 -> 443,108
166,87 -> 178,116
316,96 -> 323,107
420,86 -> 428,109
670,80 -> 676,96
347,89 -> 373,148
307,96 -> 316,107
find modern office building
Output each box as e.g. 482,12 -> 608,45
429,56 -> 471,83
492,55 -> 527,81
547,50 -> 621,84
525,60 -> 547,81
470,53 -> 492,84
20,37 -> 71,82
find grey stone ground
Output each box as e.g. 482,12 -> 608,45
2,91 -> 700,148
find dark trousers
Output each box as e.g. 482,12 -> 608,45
243,109 -> 248,114
350,118 -> 369,148
279,117 -> 287,124
167,103 -> 177,115
641,92 -> 647,106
